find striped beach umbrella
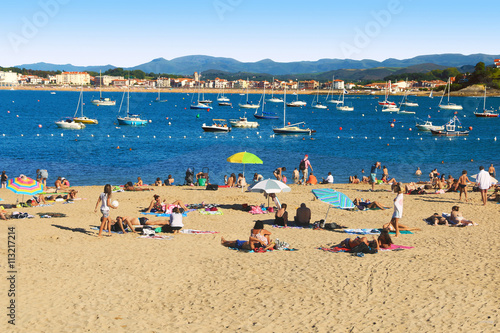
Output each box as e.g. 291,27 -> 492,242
312,189 -> 355,209
7,176 -> 44,196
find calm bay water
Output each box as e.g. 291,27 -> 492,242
0,89 -> 499,186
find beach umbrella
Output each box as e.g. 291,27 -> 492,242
250,179 -> 290,194
250,178 -> 290,207
227,151 -> 263,176
470,174 -> 498,184
312,188 -> 355,221
7,176 -> 44,201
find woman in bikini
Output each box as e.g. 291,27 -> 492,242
449,206 -> 476,226
145,194 -> 164,213
249,221 -> 275,250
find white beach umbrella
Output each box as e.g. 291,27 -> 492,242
249,179 -> 291,194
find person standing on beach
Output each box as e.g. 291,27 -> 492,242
370,162 -> 381,191
1,171 -> 7,189
293,168 -> 300,184
458,170 -> 470,202
476,166 -> 492,206
299,155 -> 312,185
489,164 -> 496,177
389,183 -> 404,237
95,184 -> 117,237
39,169 -> 48,187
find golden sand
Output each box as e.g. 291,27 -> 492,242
0,183 -> 498,332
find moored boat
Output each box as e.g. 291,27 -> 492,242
202,119 -> 231,132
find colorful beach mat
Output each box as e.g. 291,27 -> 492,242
312,189 -> 355,210
343,228 -> 414,235
180,229 -> 219,234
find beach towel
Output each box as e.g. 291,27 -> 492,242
141,211 -> 188,217
272,225 -> 312,229
90,227 -> 124,234
379,244 -> 414,251
343,229 -> 414,235
180,229 -> 219,234
198,209 -> 223,215
318,247 -> 350,253
137,235 -> 174,240
37,212 -> 67,218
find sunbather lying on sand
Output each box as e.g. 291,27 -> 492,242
377,229 -> 394,249
340,236 -> 379,250
449,206 -> 477,226
382,222 -> 421,232
353,198 -> 388,210
426,213 -> 449,226
124,182 -> 153,191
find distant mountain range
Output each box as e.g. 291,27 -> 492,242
14,53 -> 499,76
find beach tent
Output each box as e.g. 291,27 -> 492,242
312,188 -> 355,220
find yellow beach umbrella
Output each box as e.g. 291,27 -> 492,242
227,151 -> 263,176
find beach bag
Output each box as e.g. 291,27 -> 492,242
299,160 -> 306,171
206,184 -> 218,191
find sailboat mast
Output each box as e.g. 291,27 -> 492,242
127,85 -> 130,117
484,85 -> 487,110
81,86 -> 84,116
283,88 -> 287,127
447,78 -> 450,103
99,70 -> 102,99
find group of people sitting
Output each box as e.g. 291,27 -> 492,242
225,173 -> 247,188
272,202 -> 312,227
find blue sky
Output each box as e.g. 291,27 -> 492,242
1,0 -> 498,67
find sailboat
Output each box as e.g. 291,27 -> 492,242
286,83 -> 307,107
325,76 -> 342,104
154,77 -> 168,102
273,89 -> 314,135
429,90 -> 434,98
91,70 -> 116,106
239,79 -> 260,109
190,79 -> 213,110
474,86 -> 499,117
217,85 -> 230,104
336,89 -> 354,111
438,78 -> 462,110
266,78 -> 284,103
378,81 -> 396,106
400,80 -> 418,107
254,86 -> 279,119
73,87 -> 98,124
117,86 -> 147,126
312,85 -> 327,109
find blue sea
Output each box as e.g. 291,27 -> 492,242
0,89 -> 499,186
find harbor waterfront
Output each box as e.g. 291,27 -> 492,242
0,89 -> 499,186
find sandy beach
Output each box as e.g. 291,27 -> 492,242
0,181 -> 498,332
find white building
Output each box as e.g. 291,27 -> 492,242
232,79 -> 248,89
157,78 -> 171,88
55,72 -> 90,85
95,75 -> 124,86
0,71 -> 19,86
333,79 -> 344,90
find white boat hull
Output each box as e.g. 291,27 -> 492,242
336,105 -> 354,111
400,102 -> 419,107
239,104 -> 260,109
91,98 -> 116,106
439,104 -> 463,110
312,104 -> 328,109
382,107 -> 400,112
117,117 -> 147,126
266,98 -> 284,103
55,120 -> 86,129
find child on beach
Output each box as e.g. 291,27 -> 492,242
389,183 -> 404,237
458,170 -> 470,202
94,184 -> 117,237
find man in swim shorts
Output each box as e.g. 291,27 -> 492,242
221,237 -> 252,250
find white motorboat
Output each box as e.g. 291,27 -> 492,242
55,118 -> 86,129
415,120 -> 444,132
229,117 -> 259,128
439,77 -> 462,110
202,119 -> 231,132
381,105 -> 400,112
